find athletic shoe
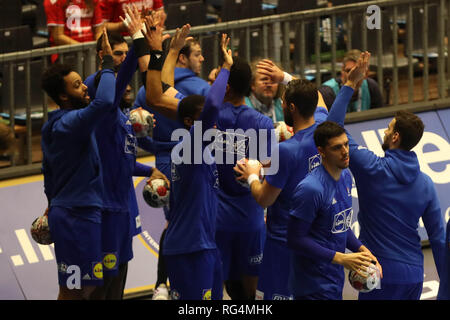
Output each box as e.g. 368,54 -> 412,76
152,284 -> 170,300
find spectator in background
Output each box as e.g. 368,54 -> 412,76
44,0 -> 104,46
245,59 -> 284,123
319,49 -> 383,113
174,38 -> 210,97
101,0 -> 165,34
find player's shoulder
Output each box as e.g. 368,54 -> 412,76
296,170 -> 324,196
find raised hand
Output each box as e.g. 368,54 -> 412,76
346,51 -> 371,89
169,24 -> 192,52
256,59 -> 285,84
101,27 -> 113,56
221,33 -> 233,70
120,3 -> 143,36
142,14 -> 164,51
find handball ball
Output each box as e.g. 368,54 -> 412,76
143,178 -> 170,208
30,215 -> 53,245
348,263 -> 381,293
234,159 -> 264,188
130,107 -> 154,138
274,121 -> 293,142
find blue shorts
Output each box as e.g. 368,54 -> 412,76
101,210 -> 133,277
215,225 -> 265,281
48,206 -> 103,287
358,282 -> 423,300
256,237 -> 293,300
165,248 -> 223,300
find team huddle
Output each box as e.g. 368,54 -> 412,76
36,5 -> 449,300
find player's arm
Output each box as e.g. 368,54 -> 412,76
198,34 -> 232,130
327,51 -> 371,126
142,18 -> 188,119
234,158 -> 281,208
57,29 -> 116,135
421,179 -> 446,279
288,181 -> 372,276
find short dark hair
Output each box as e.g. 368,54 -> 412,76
394,110 -> 424,151
177,95 -> 205,124
284,79 -> 318,119
96,32 -> 126,52
228,56 -> 252,97
314,121 -> 346,148
178,38 -> 200,60
41,63 -> 74,106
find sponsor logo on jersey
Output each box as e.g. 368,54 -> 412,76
331,208 -> 353,234
308,154 -> 322,172
202,289 -> 212,300
92,262 -> 103,279
103,253 -> 117,270
249,253 -> 263,265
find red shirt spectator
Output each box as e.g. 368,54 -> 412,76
100,0 -> 165,34
44,0 -> 104,46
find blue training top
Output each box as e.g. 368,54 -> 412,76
42,64 -> 116,211
289,165 -> 354,298
163,68 -> 230,255
327,85 -> 446,284
265,107 -> 328,244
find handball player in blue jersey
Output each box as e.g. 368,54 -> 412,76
287,121 -> 380,300
143,20 -> 233,299
213,58 -> 275,301
84,7 -> 169,299
234,56 -> 371,300
328,51 -> 446,300
41,29 -> 116,300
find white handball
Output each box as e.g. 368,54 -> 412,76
129,107 -> 154,138
30,214 -> 53,245
348,263 -> 381,293
143,178 -> 170,208
234,159 -> 264,188
274,121 -> 293,142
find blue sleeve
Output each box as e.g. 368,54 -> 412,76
54,68 -> 116,138
133,161 -> 153,177
421,177 -> 446,279
198,68 -> 230,131
115,46 -> 138,106
137,136 -> 157,154
314,106 -> 328,124
287,215 -> 336,262
290,178 -> 322,223
346,229 -> 363,252
326,85 -> 354,126
326,85 -> 382,177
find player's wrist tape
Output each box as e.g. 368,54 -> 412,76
101,55 -> 114,70
133,38 -> 150,58
148,50 -> 164,71
282,72 -> 293,85
247,174 -> 259,187
132,30 -> 144,40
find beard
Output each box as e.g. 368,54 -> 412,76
68,95 -> 89,110
382,134 -> 390,151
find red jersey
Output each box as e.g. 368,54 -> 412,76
44,0 -> 104,44
100,0 -> 164,23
